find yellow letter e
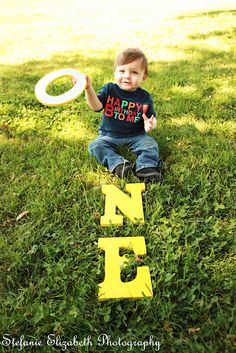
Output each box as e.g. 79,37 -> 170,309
98,236 -> 153,300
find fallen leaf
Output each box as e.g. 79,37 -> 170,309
93,212 -> 101,221
164,322 -> 173,333
2,217 -> 15,227
16,210 -> 30,221
188,327 -> 201,335
135,256 -> 143,263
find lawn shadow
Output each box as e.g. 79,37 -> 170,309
188,27 -> 236,40
149,36 -> 235,122
176,9 -> 236,20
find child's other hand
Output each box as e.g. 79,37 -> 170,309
143,114 -> 157,133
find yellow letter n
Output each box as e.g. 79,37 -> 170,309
100,183 -> 145,227
98,236 -> 153,300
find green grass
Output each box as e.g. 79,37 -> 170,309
0,2 -> 236,352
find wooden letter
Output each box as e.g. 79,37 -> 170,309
100,183 -> 145,227
98,236 -> 153,300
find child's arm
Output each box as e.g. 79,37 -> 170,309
85,75 -> 103,111
142,113 -> 157,133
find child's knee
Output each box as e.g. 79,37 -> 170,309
88,137 -> 105,156
88,139 -> 98,155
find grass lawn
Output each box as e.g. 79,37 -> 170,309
0,1 -> 235,352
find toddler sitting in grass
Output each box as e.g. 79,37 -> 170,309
85,48 -> 162,183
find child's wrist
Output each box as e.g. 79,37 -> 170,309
85,84 -> 93,91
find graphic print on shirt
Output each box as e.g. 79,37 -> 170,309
104,95 -> 148,123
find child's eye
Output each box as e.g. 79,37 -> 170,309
132,71 -> 138,75
119,70 -> 125,73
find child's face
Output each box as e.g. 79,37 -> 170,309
114,58 -> 147,92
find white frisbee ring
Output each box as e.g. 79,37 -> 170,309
35,68 -> 86,106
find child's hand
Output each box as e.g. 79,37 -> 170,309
84,75 -> 92,89
143,114 -> 157,133
72,74 -> 92,89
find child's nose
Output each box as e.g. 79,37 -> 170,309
124,71 -> 131,79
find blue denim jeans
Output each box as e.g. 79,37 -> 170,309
88,133 -> 160,172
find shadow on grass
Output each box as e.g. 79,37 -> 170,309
149,49 -> 235,121
189,27 -> 236,40
176,9 -> 236,20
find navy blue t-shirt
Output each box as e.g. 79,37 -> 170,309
96,82 -> 156,137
